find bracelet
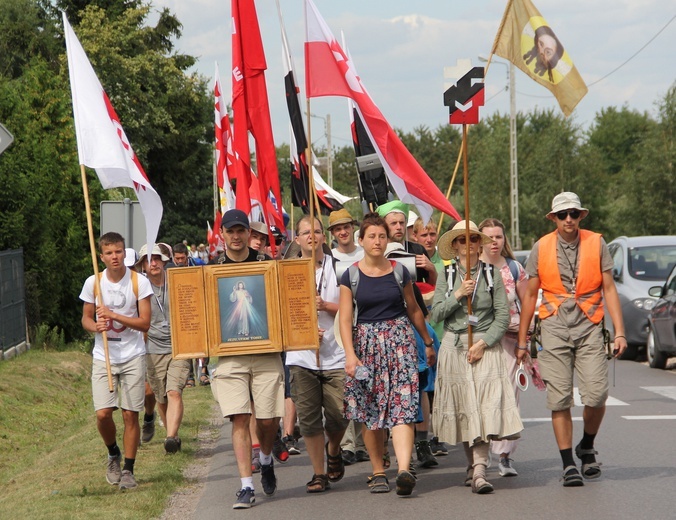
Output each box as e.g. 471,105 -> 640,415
424,341 -> 434,348
615,335 -> 625,339
516,345 -> 529,351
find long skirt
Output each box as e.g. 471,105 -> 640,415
344,316 -> 419,430
433,331 -> 523,447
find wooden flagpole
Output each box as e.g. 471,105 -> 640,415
437,143 -> 463,235
80,164 -> 114,392
306,98 -> 321,368
462,125 -> 473,349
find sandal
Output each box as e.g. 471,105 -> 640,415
383,450 -> 391,469
199,373 -> 210,386
464,465 -> 474,487
367,473 -> 390,493
575,442 -> 602,479
185,377 -> 195,388
395,470 -> 416,496
561,465 -> 584,487
326,442 -> 345,482
306,473 -> 330,493
471,476 -> 494,494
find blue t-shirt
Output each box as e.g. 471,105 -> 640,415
340,266 -> 411,323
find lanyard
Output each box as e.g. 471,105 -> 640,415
153,276 -> 167,319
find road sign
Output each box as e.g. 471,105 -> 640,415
100,199 -> 147,252
0,123 -> 14,155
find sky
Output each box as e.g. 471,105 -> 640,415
151,0 -> 676,150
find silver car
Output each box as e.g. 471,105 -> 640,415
607,235 -> 676,360
646,265 -> 676,369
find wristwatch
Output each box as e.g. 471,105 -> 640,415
424,341 -> 434,348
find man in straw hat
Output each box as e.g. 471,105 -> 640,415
328,208 -> 363,262
516,192 -> 627,487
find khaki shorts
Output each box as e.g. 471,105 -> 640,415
92,355 -> 146,412
289,365 -> 348,437
211,353 -> 284,419
146,354 -> 191,404
539,327 -> 609,411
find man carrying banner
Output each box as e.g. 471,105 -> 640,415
79,232 -> 152,490
210,209 -> 284,509
516,193 -> 627,486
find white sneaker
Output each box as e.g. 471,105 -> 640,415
498,457 -> 518,477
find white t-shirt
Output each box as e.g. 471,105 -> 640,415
331,246 -> 364,262
79,268 -> 153,364
285,256 -> 345,370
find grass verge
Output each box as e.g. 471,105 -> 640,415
0,348 -> 219,519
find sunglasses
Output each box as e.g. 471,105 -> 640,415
456,235 -> 481,245
555,209 -> 581,220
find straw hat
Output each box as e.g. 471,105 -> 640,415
437,220 -> 494,260
327,209 -> 357,230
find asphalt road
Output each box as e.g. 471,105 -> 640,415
195,359 -> 676,520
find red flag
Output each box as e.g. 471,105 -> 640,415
231,0 -> 284,231
214,63 -> 236,213
304,0 -> 461,223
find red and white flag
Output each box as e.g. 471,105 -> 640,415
63,13 -> 163,255
304,0 -> 461,223
214,62 -> 236,213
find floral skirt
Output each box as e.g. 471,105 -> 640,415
433,331 -> 523,447
344,316 -> 419,430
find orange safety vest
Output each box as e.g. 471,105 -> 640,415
538,230 -> 604,324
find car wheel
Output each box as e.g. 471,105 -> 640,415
647,327 -> 668,369
619,343 -> 639,361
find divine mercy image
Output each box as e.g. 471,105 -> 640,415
218,275 -> 269,343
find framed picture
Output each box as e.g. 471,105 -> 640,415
205,261 -> 282,356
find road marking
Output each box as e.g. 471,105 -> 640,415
640,386 -> 676,400
573,388 -> 629,406
622,415 -> 676,420
522,417 -> 583,423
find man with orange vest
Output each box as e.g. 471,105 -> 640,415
516,192 -> 627,487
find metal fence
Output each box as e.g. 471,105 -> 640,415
0,249 -> 26,356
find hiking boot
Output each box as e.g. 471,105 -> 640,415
233,487 -> 255,509
498,457 -> 518,477
342,450 -> 357,466
260,460 -> 277,496
106,454 -> 122,485
164,436 -> 182,454
141,412 -> 156,444
272,431 -> 289,464
251,446 -> 261,473
283,434 -> 300,455
415,440 -> 439,468
119,470 -> 137,490
430,436 -> 449,456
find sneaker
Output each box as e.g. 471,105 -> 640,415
430,436 -> 449,456
119,469 -> 137,490
355,449 -> 369,462
164,436 -> 182,454
260,460 -> 277,496
342,450 -> 357,466
106,454 -> 122,485
272,431 -> 289,464
251,446 -> 261,474
141,412 -> 156,444
233,487 -> 255,509
415,440 -> 439,468
283,435 -> 300,455
498,457 -> 518,477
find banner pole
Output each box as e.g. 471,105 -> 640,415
462,125 -> 473,349
437,144 -> 463,235
80,164 -> 114,392
306,98 -> 321,368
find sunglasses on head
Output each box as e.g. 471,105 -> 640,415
555,209 -> 581,220
457,235 -> 481,245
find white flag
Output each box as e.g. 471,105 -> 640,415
63,13 -> 163,256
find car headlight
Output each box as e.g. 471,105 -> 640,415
632,298 -> 657,311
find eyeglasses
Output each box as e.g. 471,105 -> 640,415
555,209 -> 581,220
298,229 -> 324,237
456,235 -> 481,245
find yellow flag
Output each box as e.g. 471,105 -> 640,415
492,0 -> 587,117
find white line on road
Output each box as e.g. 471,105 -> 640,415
573,388 -> 629,406
622,415 -> 676,420
522,417 -> 583,423
640,386 -> 676,400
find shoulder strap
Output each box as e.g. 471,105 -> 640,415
390,260 -> 407,309
482,261 -> 494,301
348,263 -> 360,327
444,260 -> 456,298
131,269 -> 139,299
506,257 -> 520,284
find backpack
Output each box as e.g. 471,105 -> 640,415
505,257 -> 522,312
443,260 -> 495,302
348,260 -> 406,327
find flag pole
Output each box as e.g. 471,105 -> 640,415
437,144 -> 463,235
461,124 -> 473,349
488,0 -> 514,60
80,164 -> 114,392
306,98 -> 321,368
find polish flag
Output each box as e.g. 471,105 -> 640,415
63,13 -> 163,256
214,63 -> 236,213
304,0 -> 460,223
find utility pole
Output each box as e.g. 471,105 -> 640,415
326,113 -> 333,187
509,63 -> 521,250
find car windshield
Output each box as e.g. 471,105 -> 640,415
628,246 -> 676,281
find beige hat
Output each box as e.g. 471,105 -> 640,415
437,220 -> 494,260
135,243 -> 170,269
546,192 -> 588,219
249,221 -> 269,236
328,208 -> 357,230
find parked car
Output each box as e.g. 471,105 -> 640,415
607,236 -> 676,360
512,250 -> 530,268
646,264 -> 676,369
